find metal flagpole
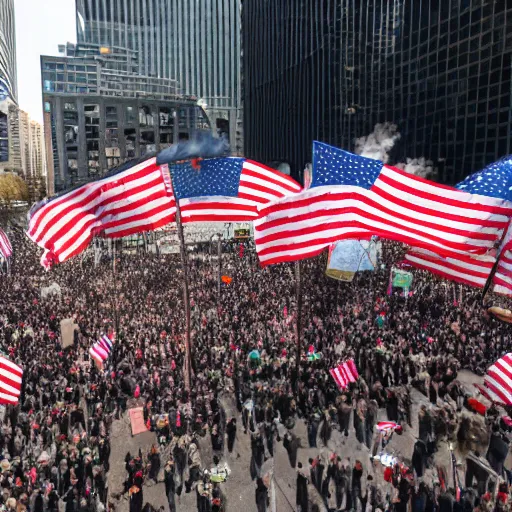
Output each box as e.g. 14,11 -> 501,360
295,260 -> 302,392
482,219 -> 512,303
217,234 -> 222,298
113,241 -> 119,335
168,164 -> 193,393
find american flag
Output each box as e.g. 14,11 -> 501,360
27,156 -> 176,268
329,359 -> 358,390
0,229 -> 12,259
405,156 -> 512,296
254,143 -> 512,266
0,356 -> 23,405
89,334 -> 114,367
405,247 -> 512,296
169,157 -> 301,223
27,156 -> 300,267
376,421 -> 400,432
476,353 -> 512,405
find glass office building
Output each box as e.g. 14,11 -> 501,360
243,1 -> 512,184
75,0 -> 243,152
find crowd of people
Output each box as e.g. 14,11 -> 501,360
0,223 -> 511,512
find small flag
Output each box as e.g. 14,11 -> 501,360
329,359 -> 358,390
479,353 -> 512,405
89,334 -> 114,367
221,275 -> 232,285
0,356 -> 23,405
376,421 -> 400,432
0,229 -> 12,260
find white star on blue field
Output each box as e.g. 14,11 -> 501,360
456,156 -> 512,200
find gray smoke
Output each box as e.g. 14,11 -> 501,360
354,122 -> 400,164
395,157 -> 437,180
355,122 -> 437,179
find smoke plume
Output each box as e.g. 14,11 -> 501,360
354,122 -> 400,164
395,157 -> 437,180
355,122 -> 437,179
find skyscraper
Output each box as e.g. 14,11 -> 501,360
243,1 -> 512,184
0,0 -> 17,167
75,0 -> 243,152
0,0 -> 17,103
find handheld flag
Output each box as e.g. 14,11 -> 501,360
0,356 -> 23,405
89,334 -> 114,368
329,360 -> 358,390
0,229 -> 12,259
477,353 -> 512,405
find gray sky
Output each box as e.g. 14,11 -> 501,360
14,0 -> 77,124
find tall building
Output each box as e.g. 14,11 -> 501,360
243,1 -> 512,184
0,0 -> 17,103
75,0 -> 243,152
41,49 -> 210,194
0,0 -> 17,168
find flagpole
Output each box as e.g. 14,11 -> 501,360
481,254 -> 502,303
295,260 -> 302,393
169,168 -> 192,393
217,233 -> 222,298
113,241 -> 119,335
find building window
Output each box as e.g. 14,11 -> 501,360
126,106 -> 136,124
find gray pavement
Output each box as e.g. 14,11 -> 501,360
106,369 -> 488,511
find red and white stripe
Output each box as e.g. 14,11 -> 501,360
482,353 -> 512,405
89,334 -> 114,366
329,359 -> 358,390
254,165 -> 512,266
0,229 -> 12,259
179,160 -> 302,223
27,158 -> 176,267
376,421 -> 400,432
405,247 -> 512,296
0,356 -> 23,405
27,158 -> 301,267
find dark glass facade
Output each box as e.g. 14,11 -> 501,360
75,0 -> 243,151
243,1 -> 512,184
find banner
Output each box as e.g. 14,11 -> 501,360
391,268 -> 413,289
326,238 -> 381,282
60,318 -> 79,348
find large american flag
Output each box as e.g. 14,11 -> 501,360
27,156 -> 175,267
168,157 -> 301,223
405,156 -> 512,296
405,247 -> 512,296
0,356 -> 23,405
254,143 -> 512,266
27,156 -> 300,267
0,228 -> 12,259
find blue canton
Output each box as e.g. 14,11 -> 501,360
311,141 -> 383,190
169,157 -> 244,200
456,155 -> 512,201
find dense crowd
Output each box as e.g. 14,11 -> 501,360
0,224 -> 511,512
